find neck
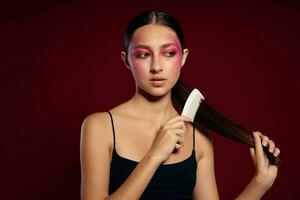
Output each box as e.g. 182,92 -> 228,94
129,90 -> 179,124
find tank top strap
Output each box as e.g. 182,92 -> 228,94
192,122 -> 195,152
107,111 -> 116,150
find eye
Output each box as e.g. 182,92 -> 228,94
164,51 -> 177,57
136,52 -> 150,59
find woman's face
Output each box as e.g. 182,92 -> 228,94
122,24 -> 188,97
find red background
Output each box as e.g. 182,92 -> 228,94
1,1 -> 299,199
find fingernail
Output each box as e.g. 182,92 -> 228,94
262,142 -> 267,146
269,148 -> 274,153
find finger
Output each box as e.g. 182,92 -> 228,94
165,115 -> 192,124
159,123 -> 171,131
256,132 -> 278,155
260,134 -> 269,147
168,121 -> 188,132
253,131 -> 265,165
268,140 -> 275,153
173,128 -> 186,137
176,136 -> 184,145
179,115 -> 192,122
273,148 -> 280,157
256,132 -> 271,149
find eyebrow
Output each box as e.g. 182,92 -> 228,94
133,43 -> 178,50
162,43 -> 178,48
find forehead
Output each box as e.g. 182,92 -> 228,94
130,24 -> 180,47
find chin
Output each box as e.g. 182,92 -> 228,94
139,86 -> 171,99
150,90 -> 169,97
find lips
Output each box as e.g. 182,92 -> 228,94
149,77 -> 166,87
150,77 -> 166,81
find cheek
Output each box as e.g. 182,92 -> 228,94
168,56 -> 182,75
129,57 -> 147,78
133,66 -> 145,78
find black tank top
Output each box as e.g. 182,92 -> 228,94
107,111 -> 197,200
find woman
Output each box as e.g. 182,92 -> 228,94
80,10 -> 280,200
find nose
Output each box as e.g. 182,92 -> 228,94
150,55 -> 163,73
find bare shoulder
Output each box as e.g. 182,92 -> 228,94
80,111 -> 116,199
193,126 -> 214,162
80,111 -> 114,151
80,100 -> 132,137
81,112 -> 111,129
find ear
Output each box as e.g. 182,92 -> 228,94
181,48 -> 189,68
121,51 -> 131,70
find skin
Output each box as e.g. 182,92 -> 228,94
80,24 -> 280,200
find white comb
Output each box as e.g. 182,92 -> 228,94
181,89 -> 205,122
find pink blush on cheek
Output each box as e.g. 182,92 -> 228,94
168,55 -> 183,75
133,65 -> 145,77
129,58 -> 147,78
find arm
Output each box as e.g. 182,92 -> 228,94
192,129 -> 220,200
234,131 -> 280,200
192,130 -> 280,200
80,113 -> 191,200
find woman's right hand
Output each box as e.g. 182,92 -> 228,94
147,115 -> 192,164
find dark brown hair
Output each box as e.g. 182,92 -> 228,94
124,10 -> 280,166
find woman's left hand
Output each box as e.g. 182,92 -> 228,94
250,131 -> 281,191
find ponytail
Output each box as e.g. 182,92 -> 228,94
123,10 -> 280,166
171,78 -> 281,166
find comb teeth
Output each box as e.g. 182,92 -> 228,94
181,89 -> 205,122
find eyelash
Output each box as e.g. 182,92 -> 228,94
135,51 -> 177,58
164,51 -> 177,57
136,52 -> 150,58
